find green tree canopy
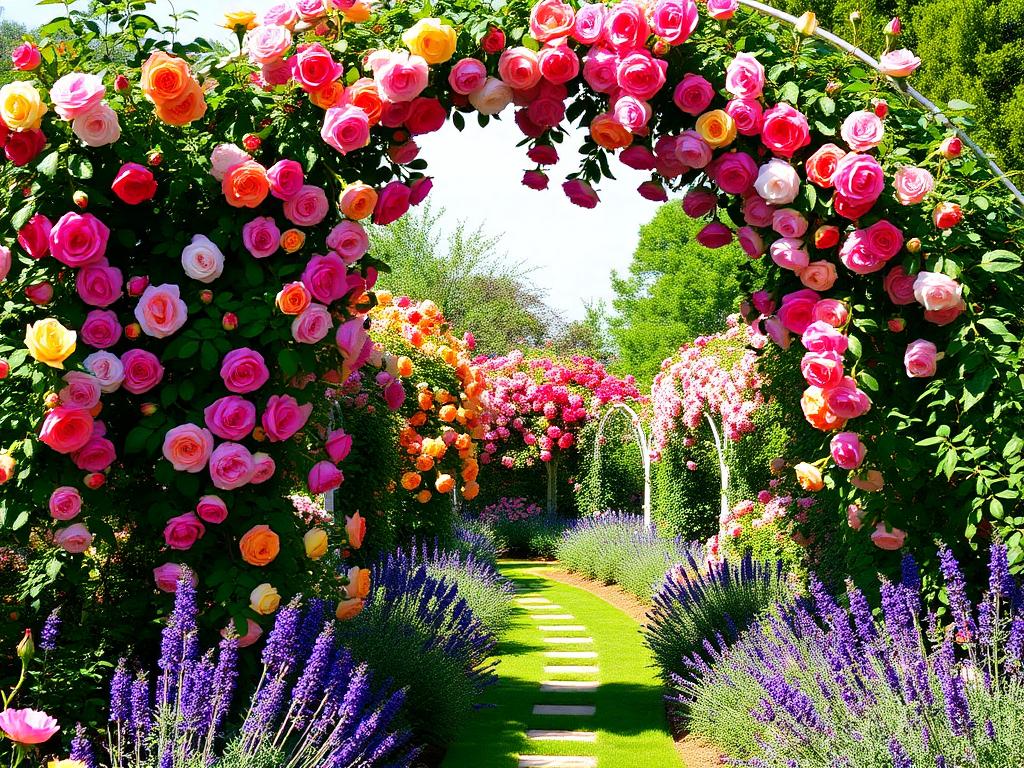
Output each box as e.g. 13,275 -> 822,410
609,202 -> 746,387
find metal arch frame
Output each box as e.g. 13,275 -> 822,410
703,413 -> 732,521
592,401 -> 653,528
736,0 -> 1024,209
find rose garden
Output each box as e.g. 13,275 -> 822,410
0,0 -> 1022,766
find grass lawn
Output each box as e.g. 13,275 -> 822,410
441,560 -> 681,768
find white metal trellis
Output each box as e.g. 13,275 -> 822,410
704,413 -> 732,521
323,399 -> 343,516
737,0 -> 1024,209
593,402 -> 652,528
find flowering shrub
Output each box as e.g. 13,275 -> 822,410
477,496 -> 544,525
473,496 -> 565,558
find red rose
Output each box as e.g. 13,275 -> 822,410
481,27 -> 506,54
5,129 -> 46,167
932,202 -> 963,230
111,162 -> 157,205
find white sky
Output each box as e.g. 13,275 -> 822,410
7,0 -> 658,321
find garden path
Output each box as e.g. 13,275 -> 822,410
440,561 -> 681,768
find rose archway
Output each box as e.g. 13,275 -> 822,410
1,0 -> 1022,664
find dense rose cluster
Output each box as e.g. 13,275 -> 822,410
477,496 -> 545,525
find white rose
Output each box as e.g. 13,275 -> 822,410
754,158 -> 800,205
72,102 -> 121,147
84,351 -> 124,393
468,77 -> 513,117
209,143 -> 251,181
181,235 -> 225,283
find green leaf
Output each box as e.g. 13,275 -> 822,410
857,371 -> 879,391
779,82 -> 800,104
278,348 -> 299,378
980,249 -> 1021,273
818,96 -> 835,116
37,151 -> 60,177
45,558 -> 62,580
124,427 -> 152,454
977,318 -> 1016,341
452,111 -> 465,131
68,155 -> 94,179
11,202 -> 36,232
947,99 -> 975,111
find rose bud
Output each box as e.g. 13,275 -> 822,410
44,392 -> 60,409
906,237 -> 922,253
17,629 -> 34,663
125,322 -> 142,340
242,134 -> 261,152
73,190 -> 89,209
222,312 -> 238,331
252,426 -> 266,442
885,17 -> 901,36
814,225 -> 840,249
872,98 -> 888,118
849,10 -> 861,23
0,360 -> 8,379
825,80 -> 841,95
933,202 -> 963,230
147,150 -> 163,166
127,275 -> 149,296
114,74 -> 130,91
887,318 -> 906,332
140,402 -> 158,416
480,26 -> 505,54
25,281 -> 54,305
939,136 -> 963,159
84,472 -> 106,489
199,289 -> 214,304
652,39 -> 670,56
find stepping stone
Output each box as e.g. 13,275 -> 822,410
530,614 -> 574,620
518,756 -> 597,767
532,704 -> 596,716
524,604 -> 563,610
517,597 -> 551,604
544,651 -> 598,659
526,730 -> 597,743
544,637 -> 594,644
544,665 -> 599,675
538,625 -> 586,632
540,680 -> 600,692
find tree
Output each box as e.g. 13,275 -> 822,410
608,202 -> 746,387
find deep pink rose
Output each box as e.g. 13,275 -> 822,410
50,212 -> 110,267
372,181 -> 413,226
405,97 -> 447,135
752,290 -> 775,316
620,145 -> 656,171
76,261 -> 123,307
697,222 -> 733,248
538,45 -> 579,85
522,170 -> 549,190
204,395 -> 257,440
5,129 -> 47,167
760,103 -> 810,158
863,219 -> 904,260
162,423 -> 215,473
832,152 -> 885,212
638,181 -> 668,202
672,73 -> 714,116
40,406 -> 94,454
242,216 -> 282,259
135,283 -> 187,338
527,145 -> 559,165
49,486 -> 83,520
824,376 -> 872,419
800,351 -> 844,389
904,338 -> 938,378
326,428 -> 353,463
616,51 -> 667,101
321,105 -> 370,154
261,395 -> 314,443
154,562 -> 196,593
830,432 -> 866,470
562,179 -> 599,209
308,460 -> 344,493
777,289 -> 820,335
682,188 -> 717,217
12,43 -> 42,71
72,436 -> 116,471
301,252 -> 349,303
220,348 -> 269,394
883,266 -> 916,305
582,46 -> 618,93
709,152 -> 757,195
801,320 -> 849,354
602,1 -> 649,52
196,494 -> 229,524
737,226 -> 764,258
209,442 -> 256,490
449,58 -> 488,95
812,299 -> 849,328
291,303 -> 333,344
17,214 -> 52,259
120,348 -> 164,394
838,231 -> 885,275
164,512 -> 206,550
267,159 -> 305,200
291,42 -> 343,91
725,98 -> 764,136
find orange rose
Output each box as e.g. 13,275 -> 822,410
222,160 -> 270,208
455,434 -> 472,451
415,455 -> 434,471
800,386 -> 847,431
345,512 -> 366,549
415,489 -> 432,504
342,79 -> 383,125
435,474 -> 455,494
438,404 -> 457,423
396,356 -> 413,376
344,566 -> 371,599
400,471 -> 422,490
154,81 -> 208,126
339,182 -> 377,220
335,597 -> 364,620
141,52 -> 194,103
461,460 -> 479,482
275,281 -> 312,315
376,290 -> 393,306
343,1 -> 373,23
590,113 -> 633,150
408,412 -> 427,427
417,391 -> 433,410
794,462 -> 824,491
310,81 -> 345,109
462,480 -> 480,500
239,524 -> 280,566
280,229 -> 306,254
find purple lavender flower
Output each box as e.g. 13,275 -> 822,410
935,638 -> 974,737
290,624 -> 334,727
261,595 -> 302,675
939,545 -> 977,643
129,675 -> 151,741
70,723 -> 96,768
209,635 -> 238,735
39,609 -> 61,652
109,661 -> 131,723
888,737 -> 912,768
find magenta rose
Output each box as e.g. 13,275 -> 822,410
72,436 -> 116,472
308,460 -> 344,493
737,226 -> 764,258
682,188 -> 717,217
204,395 -> 257,440
830,432 -> 866,470
800,351 -> 844,389
50,212 -> 110,267
301,252 -> 349,304
672,73 -> 714,115
162,423 -> 215,473
620,145 -> 656,171
638,181 -> 668,202
725,98 -> 764,136
220,348 -> 269,394
884,266 -> 917,305
336,318 -> 373,371
777,288 -> 820,335
696,222 -> 733,249
196,494 -> 229,524
372,181 -> 413,226
40,407 -> 94,454
80,310 -> 121,349
292,303 -> 333,344
325,428 -> 353,463
12,42 -> 42,71
290,42 -> 343,91
824,376 -> 872,419
863,219 -> 904,260
121,348 -> 164,394
261,394 -> 314,442
602,1 -> 649,52
707,152 -> 757,196
832,152 -> 885,211
17,214 -> 52,260
242,216 -> 281,259
267,159 -> 304,200
904,339 -> 939,378
59,371 -> 101,410
49,486 -> 83,521
164,512 -> 206,551
153,562 -> 196,593
760,103 -> 810,158
522,170 -> 549,190
209,442 -> 256,490
76,261 -> 123,307
838,231 -> 885,275
562,179 -> 599,209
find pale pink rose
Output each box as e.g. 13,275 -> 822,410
81,309 -> 121,349
120,348 -> 164,394
754,159 -> 800,204
812,298 -> 849,328
181,234 -> 225,281
538,45 -> 579,85
204,395 -> 256,440
326,428 -> 353,463
799,260 -> 838,291
321,106 -> 370,154
246,24 -> 292,65
846,504 -> 865,531
50,72 -> 106,119
295,0 -> 329,20
292,303 -> 333,344
612,94 -> 652,132
904,338 -> 938,378
893,166 -> 934,205
725,52 -> 764,99
154,562 -> 196,593
267,159 -> 304,200
912,271 -> 962,311
59,371 -> 101,410
49,486 -> 83,521
824,376 -> 872,419
72,436 -> 116,471
373,51 -> 429,103
242,217 -> 281,259
800,350 -> 844,389
55,523 -> 93,553
72,102 -> 121,147
220,348 -> 269,394
830,432 -> 866,469
135,284 -> 187,339
0,245 -> 10,281
672,73 -> 714,115
210,144 -> 251,181
449,58 -> 488,95
468,77 -> 514,116
196,494 -> 228,524
879,49 -> 920,77
164,512 -> 205,550
651,0 -> 698,44
737,226 -> 764,258
602,1 -> 649,51
498,47 -> 542,90
572,3 -> 606,43
326,221 -> 369,264
725,97 -> 764,135
162,423 -> 215,473
261,394 -> 313,442
50,211 -> 110,267
76,261 -> 123,307
769,237 -> 809,271
284,185 -> 329,226
308,460 -> 344,493
840,110 -> 884,151
301,252 -> 349,303
251,452 -> 276,484
871,523 -> 906,550
39,406 -> 94,454
209,442 -> 256,490
84,351 -> 125,393
772,208 -> 808,238
802,320 -> 849,354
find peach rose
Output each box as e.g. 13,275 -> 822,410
153,82 -> 207,126
135,284 -> 188,339
852,470 -> 884,492
335,598 -> 364,620
339,182 -> 378,220
239,524 -> 280,566
162,423 -> 214,473
345,511 -> 366,549
343,565 -> 371,599
799,260 -> 838,291
871,523 -> 906,550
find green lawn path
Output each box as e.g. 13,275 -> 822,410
442,560 -> 681,768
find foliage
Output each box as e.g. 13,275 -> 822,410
573,407 -> 645,516
644,552 -> 791,685
610,204 -> 747,387
676,546 -> 1024,766
472,497 -> 566,559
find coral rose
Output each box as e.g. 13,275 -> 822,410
222,160 -> 270,208
239,524 -> 280,566
343,565 -> 371,599
345,511 -> 366,548
161,423 -> 214,473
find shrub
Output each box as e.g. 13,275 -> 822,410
448,518 -> 500,565
475,497 -> 567,559
674,545 -> 1024,766
644,552 -> 791,684
338,554 -> 497,747
574,412 -> 646,516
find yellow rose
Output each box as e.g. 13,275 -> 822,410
401,18 -> 457,64
25,319 -> 77,369
49,761 -> 87,768
249,582 -> 280,615
794,462 -> 824,492
795,11 -> 819,36
0,81 -> 48,132
304,528 -> 328,560
223,10 -> 257,29
695,109 -> 737,148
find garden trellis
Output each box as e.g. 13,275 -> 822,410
591,400 -> 652,527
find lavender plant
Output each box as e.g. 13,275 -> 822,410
92,579 -> 413,768
674,545 -> 1024,766
645,552 -> 791,682
337,554 -> 498,746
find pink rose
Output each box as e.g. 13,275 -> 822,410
682,188 -> 717,217
449,58 -> 488,95
769,238 -> 809,271
831,152 -> 885,212
706,0 -> 738,19
530,0 -> 574,42
404,97 -> 447,135
0,245 -> 10,281
59,371 -> 101,410
372,51 -> 429,103
771,208 -> 808,239
112,162 -> 157,205
50,72 -> 106,119
196,494 -> 228,524
389,140 -> 420,164
760,103 -> 810,158
154,562 -> 196,593
76,261 -> 123,307
308,460 -> 344,493
135,283 -> 187,338
697,222 -> 733,248
801,320 -> 849,354
893,166 -> 934,205
226,618 -> 264,647
242,217 -> 281,259
49,486 -> 83,521
295,0 -> 329,21
840,110 -> 884,151
812,298 -> 849,328
50,212 -> 110,267
904,339 -> 938,378
336,318 -> 373,370
616,51 -> 667,101
620,145 -> 656,171
321,106 -> 370,154
209,442 -> 256,490
162,423 -> 215,473
210,144 -> 251,181
799,260 -> 838,291
824,376 -> 872,419
838,231 -> 886,275
55,523 -> 93,553
805,143 -> 846,188
777,289 -> 820,335
39,406 -> 94,454
85,351 -> 125,392
18,214 -> 52,260
602,1 -> 649,52
251,452 -> 276,484
522,170 -> 548,190
830,431 -> 866,470
800,351 -> 844,389
613,95 -> 652,133
372,181 -> 412,226
754,159 -> 800,205
725,52 -> 764,99
220,348 -> 269,394
164,512 -> 206,550
725,98 -> 764,136
763,316 -> 791,349
267,159 -> 305,200
638,181 -> 668,201
752,290 -> 776,316
846,504 -> 865,531
301,252 -> 349,303
572,3 -> 606,43
737,227 -> 764,258
582,46 -> 618,93
499,47 -> 542,90
871,523 -> 907,550
326,221 -> 369,264
291,42 -> 343,91
674,130 -> 712,169
672,73 -> 714,116
651,0 -> 698,44
25,281 -> 53,305
72,436 -> 116,471
469,77 -> 514,115
261,394 -> 313,442
72,102 -> 121,147
879,49 -> 920,78
562,179 -> 599,209
538,45 -> 580,85
864,219 -> 904,260
326,428 -> 353,463
12,43 -> 41,71
120,348 -> 164,394
247,24 -> 292,65
912,271 -> 962,311
292,303 -> 333,344
204,395 -> 257,440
